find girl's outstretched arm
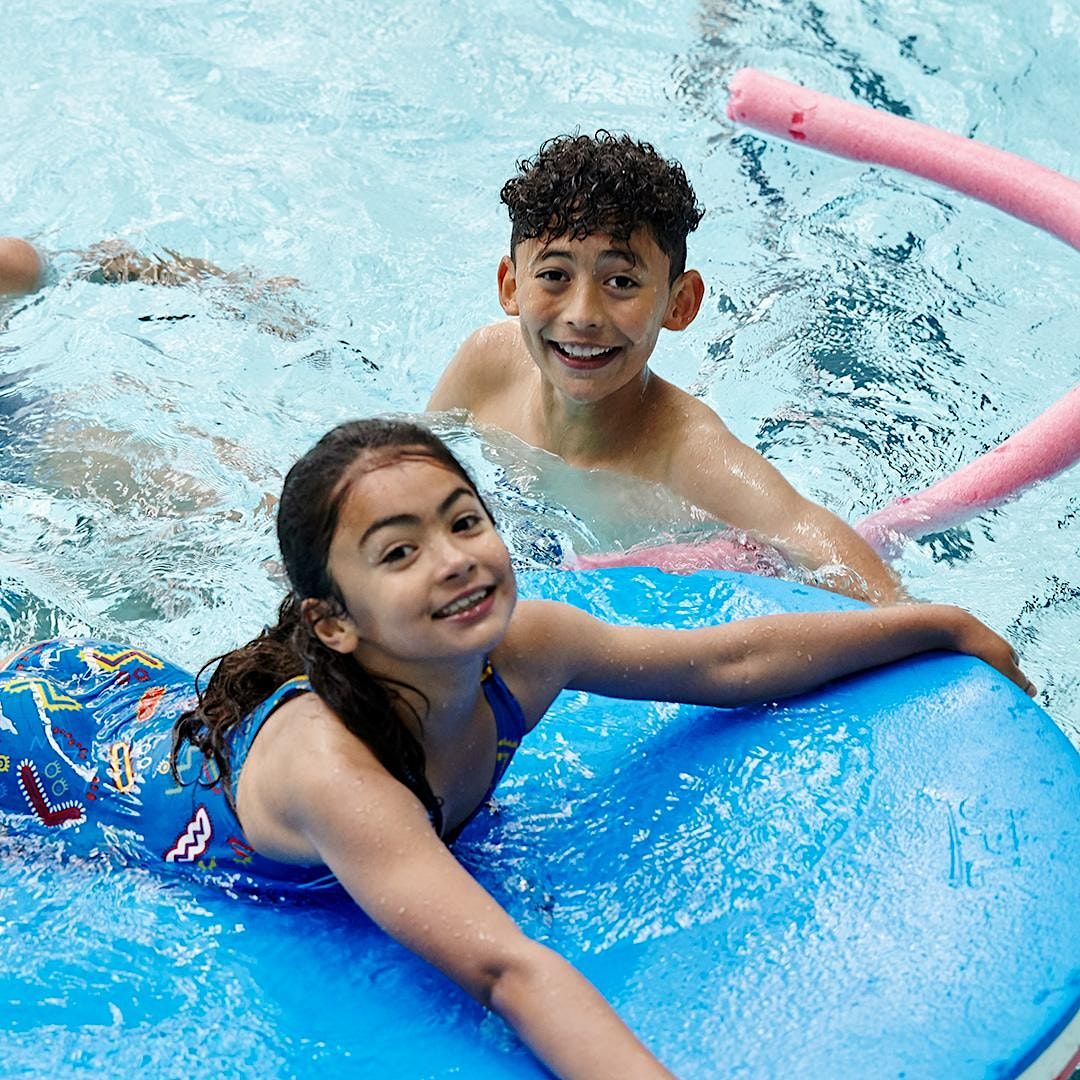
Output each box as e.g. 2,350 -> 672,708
277,715 -> 673,1080
506,601 -> 1034,708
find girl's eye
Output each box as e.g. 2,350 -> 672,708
381,543 -> 415,564
452,512 -> 482,533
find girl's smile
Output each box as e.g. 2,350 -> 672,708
323,456 -> 516,673
432,584 -> 497,621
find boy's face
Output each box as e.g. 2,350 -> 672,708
497,228 -> 703,407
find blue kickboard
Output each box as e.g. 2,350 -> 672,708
1,568 -> 1077,1079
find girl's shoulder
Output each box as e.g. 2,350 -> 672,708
491,599 -> 590,697
259,689 -> 379,766
235,687 -> 413,868
236,688 -> 388,829
500,598 -> 576,649
238,689 -> 386,814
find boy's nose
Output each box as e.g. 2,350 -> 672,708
563,279 -> 602,329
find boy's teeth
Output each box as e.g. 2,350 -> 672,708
435,588 -> 488,617
558,343 -> 615,358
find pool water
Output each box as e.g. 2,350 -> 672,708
0,0 -> 1078,1074
2,0 -> 1076,744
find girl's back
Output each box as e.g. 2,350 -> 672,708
0,638 -> 332,892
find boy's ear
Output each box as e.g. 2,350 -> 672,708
663,270 -> 705,331
497,255 -> 520,316
301,597 -> 360,655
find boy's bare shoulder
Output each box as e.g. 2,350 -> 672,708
428,319 -> 528,411
454,318 -> 521,364
649,376 -> 739,455
643,377 -> 773,506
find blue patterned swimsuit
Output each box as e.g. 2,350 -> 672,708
0,639 -> 526,893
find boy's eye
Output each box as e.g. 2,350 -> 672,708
607,274 -> 638,290
537,268 -> 568,283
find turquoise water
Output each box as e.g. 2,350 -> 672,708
1,1 -> 1078,1074
2,0 -> 1078,741
2,1 -> 1076,746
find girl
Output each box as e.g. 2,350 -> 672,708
0,418 -> 1033,1079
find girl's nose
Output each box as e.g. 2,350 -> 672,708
435,534 -> 477,579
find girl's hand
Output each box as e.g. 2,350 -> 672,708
943,607 -> 1037,696
504,599 -> 1039,716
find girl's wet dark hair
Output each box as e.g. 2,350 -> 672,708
500,131 -> 705,282
172,418 -> 490,834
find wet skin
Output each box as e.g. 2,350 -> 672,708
496,229 -> 703,409
318,457 -> 517,685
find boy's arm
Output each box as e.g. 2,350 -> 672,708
670,418 -> 904,604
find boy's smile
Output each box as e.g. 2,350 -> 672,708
497,229 -> 703,406
549,341 -> 622,369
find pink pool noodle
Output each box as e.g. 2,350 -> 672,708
856,384 -> 1080,553
573,535 -> 778,574
572,74 -> 1080,573
726,67 -> 1080,251
724,67 -> 1080,552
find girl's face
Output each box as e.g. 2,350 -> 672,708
320,455 -> 516,670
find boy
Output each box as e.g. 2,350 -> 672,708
428,132 -> 902,603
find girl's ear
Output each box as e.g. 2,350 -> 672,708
663,269 -> 705,331
301,598 -> 360,655
497,255 -> 521,316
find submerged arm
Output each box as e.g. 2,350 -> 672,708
292,737 -> 673,1080
672,426 -> 904,604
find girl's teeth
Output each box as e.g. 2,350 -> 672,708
437,589 -> 487,617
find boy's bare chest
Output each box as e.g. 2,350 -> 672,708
474,364 -> 662,466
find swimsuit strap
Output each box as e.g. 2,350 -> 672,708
237,664 -> 525,844
234,675 -> 450,837
478,657 -> 526,803
231,674 -> 312,767
440,658 -> 527,845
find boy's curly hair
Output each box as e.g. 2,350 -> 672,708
500,131 -> 705,282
